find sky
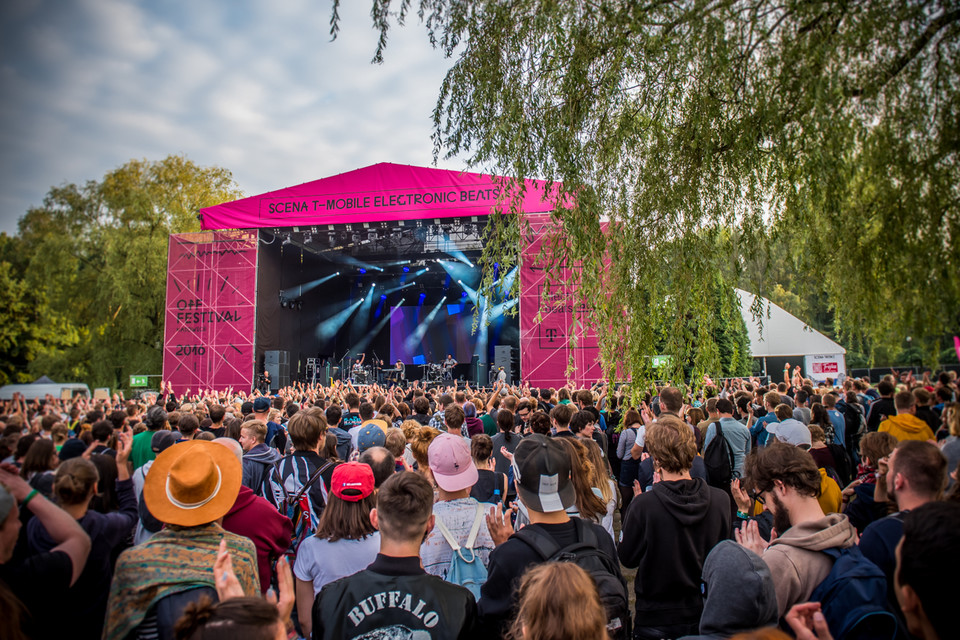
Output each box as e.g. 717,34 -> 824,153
0,0 -> 461,233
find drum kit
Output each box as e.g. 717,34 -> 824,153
422,362 -> 444,384
352,365 -> 372,384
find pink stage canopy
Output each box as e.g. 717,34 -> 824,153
176,162 -> 605,389
200,162 -> 556,230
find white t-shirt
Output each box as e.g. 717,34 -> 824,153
293,532 -> 381,596
420,498 -> 495,579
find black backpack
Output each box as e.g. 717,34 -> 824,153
703,421 -> 735,489
515,518 -> 631,640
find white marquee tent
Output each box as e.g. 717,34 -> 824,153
736,288 -> 847,381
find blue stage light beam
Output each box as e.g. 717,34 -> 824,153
435,259 -> 475,285
280,272 -> 339,298
445,248 -> 474,268
383,280 -> 416,295
352,300 -> 405,355
500,266 -> 519,296
458,280 -> 479,304
316,297 -> 363,341
354,283 -> 377,329
405,296 -> 447,351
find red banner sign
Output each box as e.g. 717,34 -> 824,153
520,214 -> 603,388
162,231 -> 258,394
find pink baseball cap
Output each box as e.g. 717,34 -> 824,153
427,433 -> 478,492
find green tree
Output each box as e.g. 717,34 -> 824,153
4,156 -> 242,389
340,0 -> 960,381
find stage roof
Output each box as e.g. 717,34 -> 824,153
737,288 -> 847,357
200,163 -> 556,231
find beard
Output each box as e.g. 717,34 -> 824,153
771,492 -> 793,537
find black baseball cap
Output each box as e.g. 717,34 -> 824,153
512,434 -> 575,513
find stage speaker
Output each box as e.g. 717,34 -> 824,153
264,350 -> 290,391
471,355 -> 488,388
494,345 -> 517,385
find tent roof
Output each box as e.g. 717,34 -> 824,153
200,162 -> 558,231
736,288 -> 846,357
32,375 -> 56,384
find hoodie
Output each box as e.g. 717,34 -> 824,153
242,443 -> 281,504
763,512 -> 858,618
222,485 -> 293,593
680,541 -> 778,640
327,425 -> 352,460
464,416 -> 484,437
619,478 -> 732,628
878,413 -> 935,442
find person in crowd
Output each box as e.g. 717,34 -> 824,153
90,420 -> 117,456
859,440 -> 945,621
29,429 -> 135,640
252,397 -> 284,452
177,413 -> 200,442
0,465 -> 92,640
411,395 -> 433,426
479,434 -> 623,636
793,390 -> 811,426
549,403 -> 576,438
470,434 -> 508,507
132,430 -> 179,544
491,407 -> 519,478
509,562 -> 609,640
703,398 -> 752,478
105,440 -> 260,640
736,442 -> 858,620
463,402 -> 484,438
239,419 -> 281,504
421,433 -> 496,579
551,437 -> 608,528
325,404 -> 353,461
409,425 -> 441,476
174,596 -> 288,640
359,446 -> 397,487
866,380 -> 897,432
214,438 -> 293,595
616,409 -> 643,515
879,391 -> 936,442
206,403 -> 227,438
842,430 -> 898,533
679,540 -> 778,640
356,421 -> 387,456
893,502 -> 959,640
750,391 -> 781,448
272,409 -> 339,529
939,402 -> 960,483
19,438 -> 59,496
311,471 -> 478,639
821,394 -> 846,448
581,437 -> 618,540
443,403 -> 467,439
619,415 -> 731,639
130,405 -> 168,470
294,461 -> 379,638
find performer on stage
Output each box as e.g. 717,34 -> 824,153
352,353 -> 366,384
261,369 -> 271,393
442,353 -> 457,381
388,359 -> 405,385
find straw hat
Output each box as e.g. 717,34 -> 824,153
144,440 -> 242,527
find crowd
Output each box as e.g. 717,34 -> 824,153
1,367 -> 958,640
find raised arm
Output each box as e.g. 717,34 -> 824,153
0,465 -> 91,585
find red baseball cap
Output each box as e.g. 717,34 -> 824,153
331,462 -> 375,502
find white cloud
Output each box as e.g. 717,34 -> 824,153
0,0 -> 462,232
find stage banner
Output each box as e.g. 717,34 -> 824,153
200,163 -> 556,230
803,353 -> 847,382
162,231 -> 258,394
520,214 -> 603,388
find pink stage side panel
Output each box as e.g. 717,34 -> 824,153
162,231 -> 258,394
520,215 -> 603,388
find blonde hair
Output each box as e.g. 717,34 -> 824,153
555,437 -> 607,523
582,438 -> 615,506
409,426 -> 441,470
509,562 -> 608,640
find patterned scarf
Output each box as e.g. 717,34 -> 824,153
103,523 -> 260,640
857,462 -> 877,485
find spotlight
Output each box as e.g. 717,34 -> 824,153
359,268 -> 367,274
462,292 -> 468,298
372,283 -> 376,288
380,295 -> 387,300
402,266 -> 410,273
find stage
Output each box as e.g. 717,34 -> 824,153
161,163 -> 604,394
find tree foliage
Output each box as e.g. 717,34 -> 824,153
0,156 -> 242,389
341,0 -> 960,381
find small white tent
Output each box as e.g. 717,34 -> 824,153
736,288 -> 847,381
